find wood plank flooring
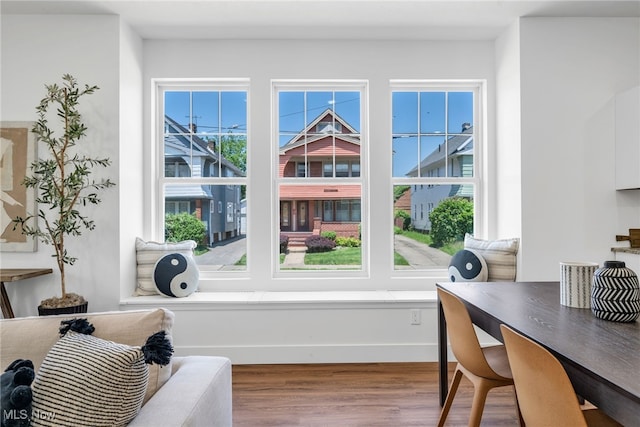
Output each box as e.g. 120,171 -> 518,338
232,362 -> 520,426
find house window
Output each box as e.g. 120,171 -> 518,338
165,201 -> 191,215
274,80 -> 367,273
226,202 -> 234,223
391,81 -> 481,270
297,162 -> 307,177
321,199 -> 361,222
323,163 -> 333,177
316,121 -> 342,133
323,160 -> 360,178
155,79 -> 248,273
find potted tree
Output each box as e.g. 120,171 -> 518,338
13,74 -> 115,315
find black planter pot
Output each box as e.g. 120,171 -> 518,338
38,301 -> 88,316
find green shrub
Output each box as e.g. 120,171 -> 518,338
429,198 -> 473,247
394,209 -> 411,230
165,213 -> 206,245
321,231 -> 337,241
280,234 -> 289,253
335,236 -> 361,247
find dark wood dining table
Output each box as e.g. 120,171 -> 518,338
436,281 -> 640,426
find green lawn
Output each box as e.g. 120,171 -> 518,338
394,252 -> 409,266
304,247 -> 361,265
396,230 -> 463,256
399,230 -> 433,245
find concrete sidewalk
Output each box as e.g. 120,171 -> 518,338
393,234 -> 452,269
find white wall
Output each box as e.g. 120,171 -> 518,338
118,22 -> 145,301
139,39 -> 496,362
494,21 -> 523,244
2,14 -> 639,364
142,39 -> 496,292
1,14 -> 122,314
518,17 -> 640,281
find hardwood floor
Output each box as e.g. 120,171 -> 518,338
232,362 -> 520,426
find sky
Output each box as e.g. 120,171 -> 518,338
164,89 -> 473,177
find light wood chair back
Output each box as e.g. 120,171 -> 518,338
439,288 -> 507,381
437,288 -> 520,427
500,324 -> 622,427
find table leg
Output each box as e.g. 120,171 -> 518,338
1,281 -> 15,318
438,297 -> 448,406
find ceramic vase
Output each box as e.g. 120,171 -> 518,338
591,261 -> 640,322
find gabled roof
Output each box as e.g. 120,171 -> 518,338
280,108 -> 360,155
406,125 -> 473,177
164,115 -> 245,177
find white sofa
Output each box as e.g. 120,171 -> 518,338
0,309 -> 232,427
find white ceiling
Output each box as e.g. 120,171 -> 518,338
2,0 -> 639,40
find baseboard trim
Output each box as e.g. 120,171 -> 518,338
174,343 -> 442,364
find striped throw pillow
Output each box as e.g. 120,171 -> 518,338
31,331 -> 149,427
464,234 -> 520,281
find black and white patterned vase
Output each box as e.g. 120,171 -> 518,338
591,261 -> 640,322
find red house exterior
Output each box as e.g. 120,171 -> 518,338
279,109 -> 361,240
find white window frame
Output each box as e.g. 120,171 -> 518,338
151,78 -> 250,283
390,80 -> 485,277
272,79 -> 369,279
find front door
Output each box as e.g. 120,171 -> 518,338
297,201 -> 308,232
280,201 -> 291,231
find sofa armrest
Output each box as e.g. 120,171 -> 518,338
128,356 -> 232,427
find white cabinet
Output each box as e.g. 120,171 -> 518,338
615,86 -> 640,190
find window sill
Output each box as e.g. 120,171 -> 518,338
120,290 -> 438,310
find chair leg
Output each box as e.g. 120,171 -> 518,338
437,367 -> 464,427
512,385 -> 525,426
468,379 -> 492,427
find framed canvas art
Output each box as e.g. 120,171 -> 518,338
1,122 -> 37,252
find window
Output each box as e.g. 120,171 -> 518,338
155,79 -> 248,273
391,81 -> 481,271
274,80 -> 367,273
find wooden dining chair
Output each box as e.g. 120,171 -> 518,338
437,288 -> 522,427
500,324 -> 623,427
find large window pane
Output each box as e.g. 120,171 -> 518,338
276,85 -> 364,271
164,184 -> 246,271
160,83 -> 249,276
164,90 -> 247,179
392,85 -> 478,272
392,90 -> 474,178
278,186 -> 362,270
393,184 -> 473,270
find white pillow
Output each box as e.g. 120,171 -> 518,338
31,332 -> 151,427
463,234 -> 519,281
448,248 -> 488,282
135,238 -> 196,296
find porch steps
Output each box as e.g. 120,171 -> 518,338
282,232 -> 313,248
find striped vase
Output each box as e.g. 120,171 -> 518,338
591,261 -> 640,322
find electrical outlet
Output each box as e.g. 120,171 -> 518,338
410,309 -> 421,325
